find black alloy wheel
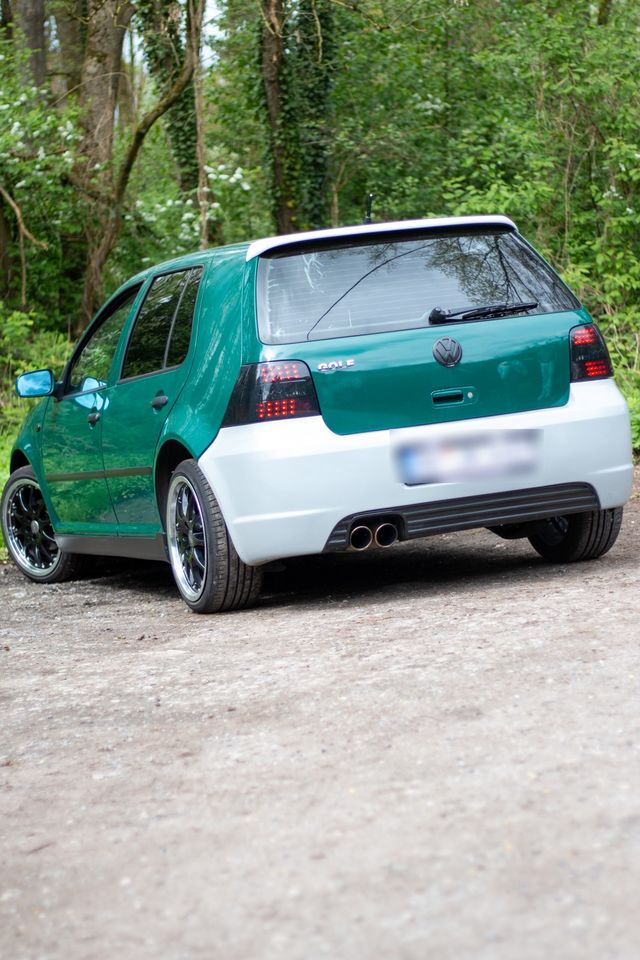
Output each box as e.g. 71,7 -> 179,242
1,465 -> 80,583
166,459 -> 262,613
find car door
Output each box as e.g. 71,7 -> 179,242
101,266 -> 203,535
41,287 -> 141,535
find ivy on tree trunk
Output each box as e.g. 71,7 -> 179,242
136,0 -> 199,196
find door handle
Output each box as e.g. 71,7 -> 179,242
87,411 -> 100,424
151,394 -> 169,409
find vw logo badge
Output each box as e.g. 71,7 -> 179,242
433,337 -> 462,368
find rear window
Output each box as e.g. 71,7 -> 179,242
256,230 -> 579,344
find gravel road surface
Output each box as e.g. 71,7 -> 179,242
1,480 -> 639,960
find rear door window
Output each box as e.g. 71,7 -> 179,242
257,231 -> 578,344
121,267 -> 202,380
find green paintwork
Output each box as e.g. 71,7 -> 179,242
40,384 -> 118,533
243,257 -> 589,435
12,244 -> 250,542
100,266 -> 206,535
161,246 -> 246,458
102,366 -> 189,534
8,229 -> 594,550
265,313 -> 580,435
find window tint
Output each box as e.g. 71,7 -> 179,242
257,231 -> 579,344
166,267 -> 202,367
122,271 -> 186,379
68,289 -> 138,392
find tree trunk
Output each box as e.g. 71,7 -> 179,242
597,0 -> 614,25
52,0 -> 84,98
77,0 -> 134,173
78,0 -> 203,330
296,0 -> 334,230
261,0 -> 298,234
71,0 -> 134,331
1,0 -> 13,35
14,0 -> 46,86
137,0 -> 199,195
189,0 -> 210,247
0,197 -> 13,301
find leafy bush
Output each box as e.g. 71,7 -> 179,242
0,304 -> 72,555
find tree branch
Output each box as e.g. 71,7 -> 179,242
113,9 -> 200,208
0,185 -> 48,308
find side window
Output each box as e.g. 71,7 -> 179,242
68,289 -> 139,393
166,267 -> 202,368
121,271 -> 186,380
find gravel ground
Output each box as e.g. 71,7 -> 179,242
1,479 -> 640,960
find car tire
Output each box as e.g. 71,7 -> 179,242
166,459 -> 262,613
527,507 -> 623,563
1,465 -> 81,583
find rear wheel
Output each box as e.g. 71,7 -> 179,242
166,459 -> 262,613
1,465 -> 81,583
528,507 -> 623,563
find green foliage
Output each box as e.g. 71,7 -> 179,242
2,0 -> 640,472
0,36 -> 82,327
0,304 -> 72,553
0,303 -> 71,439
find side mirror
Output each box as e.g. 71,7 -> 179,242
15,368 -> 55,398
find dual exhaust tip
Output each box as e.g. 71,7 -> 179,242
349,521 -> 399,551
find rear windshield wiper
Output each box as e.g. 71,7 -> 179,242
429,300 -> 539,324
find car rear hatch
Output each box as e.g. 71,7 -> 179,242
253,224 -> 584,436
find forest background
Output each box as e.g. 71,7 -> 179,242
1,0 -> 639,513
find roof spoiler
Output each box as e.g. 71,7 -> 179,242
245,215 -> 517,261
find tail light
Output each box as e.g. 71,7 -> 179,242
221,361 -> 320,427
570,324 -> 613,381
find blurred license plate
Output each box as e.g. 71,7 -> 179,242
395,429 -> 541,485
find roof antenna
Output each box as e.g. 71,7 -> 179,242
363,193 -> 375,225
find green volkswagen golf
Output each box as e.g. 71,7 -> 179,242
1,216 -> 633,612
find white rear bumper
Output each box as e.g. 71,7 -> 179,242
198,380 -> 633,565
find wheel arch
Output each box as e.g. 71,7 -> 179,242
155,439 -> 196,529
10,448 -> 30,473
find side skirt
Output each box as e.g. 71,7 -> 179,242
55,533 -> 168,563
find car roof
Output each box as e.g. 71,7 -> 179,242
245,215 -> 518,261
112,215 -> 517,304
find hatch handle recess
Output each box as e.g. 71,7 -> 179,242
431,387 -> 477,406
432,389 -> 464,405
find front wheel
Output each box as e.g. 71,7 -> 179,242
1,465 -> 81,583
528,507 -> 623,563
166,459 -> 262,613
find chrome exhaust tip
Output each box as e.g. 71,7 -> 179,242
349,525 -> 373,551
374,522 -> 398,548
